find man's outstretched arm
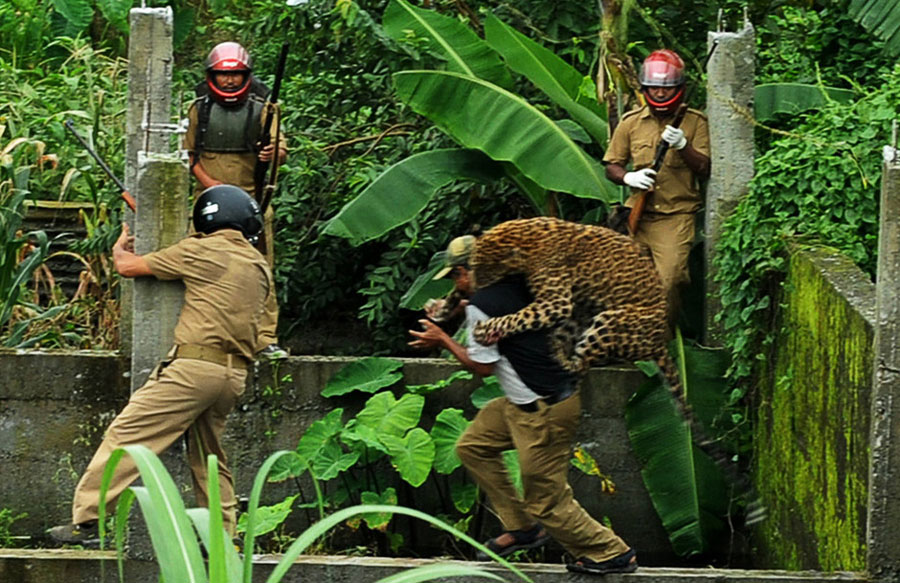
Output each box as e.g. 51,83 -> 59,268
408,319 -> 495,377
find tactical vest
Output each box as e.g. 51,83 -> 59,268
193,95 -> 265,155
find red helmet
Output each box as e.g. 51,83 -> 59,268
640,49 -> 686,114
205,42 -> 253,105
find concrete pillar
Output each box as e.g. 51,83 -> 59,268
867,148 -> 900,581
703,18 -> 755,345
121,7 -> 175,360
130,153 -> 189,389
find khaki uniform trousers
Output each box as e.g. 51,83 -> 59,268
456,393 -> 630,562
633,212 -> 695,326
72,357 -> 246,534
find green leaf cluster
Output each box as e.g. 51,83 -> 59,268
98,444 -> 530,583
714,63 -> 900,393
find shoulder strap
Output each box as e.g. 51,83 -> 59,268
193,96 -> 214,168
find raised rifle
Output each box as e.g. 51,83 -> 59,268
64,119 -> 137,212
626,41 -> 717,236
254,42 -> 290,215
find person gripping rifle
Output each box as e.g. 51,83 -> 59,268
254,42 -> 289,215
601,48 -> 712,326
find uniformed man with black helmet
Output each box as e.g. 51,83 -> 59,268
184,41 -> 288,359
49,185 -> 272,544
603,49 -> 711,326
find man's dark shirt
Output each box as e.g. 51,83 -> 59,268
469,275 -> 576,398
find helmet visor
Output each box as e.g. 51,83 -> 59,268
640,60 -> 684,87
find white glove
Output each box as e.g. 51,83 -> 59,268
662,125 -> 687,150
623,168 -> 657,190
883,145 -> 898,164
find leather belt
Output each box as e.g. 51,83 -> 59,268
515,385 -> 577,413
174,344 -> 249,370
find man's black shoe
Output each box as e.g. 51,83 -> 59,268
48,521 -> 101,545
567,548 -> 638,575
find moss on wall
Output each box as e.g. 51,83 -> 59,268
754,246 -> 874,571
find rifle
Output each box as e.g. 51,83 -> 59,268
254,42 -> 290,216
626,41 -> 718,236
64,119 -> 137,212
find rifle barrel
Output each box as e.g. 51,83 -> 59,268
64,120 -> 136,211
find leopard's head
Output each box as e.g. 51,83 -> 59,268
469,236 -> 525,290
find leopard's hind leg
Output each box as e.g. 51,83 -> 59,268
559,304 -> 668,372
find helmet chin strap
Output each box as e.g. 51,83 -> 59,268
644,85 -> 685,113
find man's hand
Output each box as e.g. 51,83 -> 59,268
408,319 -> 450,350
623,168 -> 657,190
258,144 -> 277,163
114,222 -> 135,253
662,125 -> 687,150
112,223 -> 152,278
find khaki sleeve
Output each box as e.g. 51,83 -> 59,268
687,111 -> 710,158
261,104 -> 288,152
143,237 -> 199,281
603,116 -> 633,166
183,103 -> 199,152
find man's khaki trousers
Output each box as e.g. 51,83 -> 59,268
71,358 -> 246,534
456,393 -> 631,562
633,211 -> 695,326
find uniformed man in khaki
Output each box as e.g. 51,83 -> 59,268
603,49 -> 710,325
184,41 -> 288,359
49,185 -> 272,544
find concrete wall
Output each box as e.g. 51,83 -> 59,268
754,246 -> 875,571
0,354 -> 683,565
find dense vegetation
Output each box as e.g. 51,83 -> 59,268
4,0 -> 900,561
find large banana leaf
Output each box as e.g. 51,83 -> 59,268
320,149 -> 502,245
850,0 -> 900,57
394,70 -> 618,202
383,0 -> 512,88
484,15 -> 608,145
624,339 -> 730,557
755,83 -> 856,122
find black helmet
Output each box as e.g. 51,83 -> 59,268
193,185 -> 262,243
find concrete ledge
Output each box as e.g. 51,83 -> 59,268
0,550 -> 869,583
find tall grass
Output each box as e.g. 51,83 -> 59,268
99,445 -> 533,583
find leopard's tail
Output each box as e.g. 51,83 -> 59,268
656,353 -> 767,526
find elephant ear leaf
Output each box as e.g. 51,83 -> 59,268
383,0 -> 513,88
394,70 -> 618,202
321,149 -> 502,245
484,14 -> 608,145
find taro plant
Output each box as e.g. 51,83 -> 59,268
98,444 -> 531,583
261,356 -> 615,557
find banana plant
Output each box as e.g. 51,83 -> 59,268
321,0 -> 619,246
625,331 -> 733,557
850,0 -> 900,57
97,444 -> 533,583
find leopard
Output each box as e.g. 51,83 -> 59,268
433,217 -> 764,524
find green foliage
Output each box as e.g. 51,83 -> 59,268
0,508 -> 27,547
100,445 -> 527,583
266,359 -> 613,556
714,64 -> 898,392
626,334 -> 732,557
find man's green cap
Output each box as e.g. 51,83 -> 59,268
433,235 -> 476,280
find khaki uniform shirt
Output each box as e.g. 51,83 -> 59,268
143,230 -> 273,362
603,105 -> 710,214
183,101 -> 288,194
